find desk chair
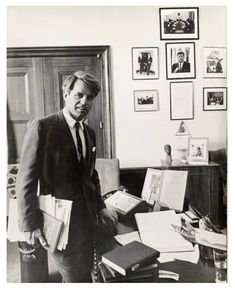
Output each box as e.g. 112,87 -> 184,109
95,158 -> 121,197
93,158 -> 121,282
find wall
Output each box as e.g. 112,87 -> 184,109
7,6 -> 227,168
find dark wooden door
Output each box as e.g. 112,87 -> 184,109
42,56 -> 104,157
7,46 -> 113,163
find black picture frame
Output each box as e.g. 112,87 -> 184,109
170,81 -> 194,120
132,47 -> 159,80
159,7 -> 199,40
203,87 -> 227,111
166,42 -> 196,80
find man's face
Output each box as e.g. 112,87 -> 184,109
63,79 -> 95,121
177,53 -> 185,63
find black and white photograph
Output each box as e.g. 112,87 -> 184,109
4,5 -> 228,285
132,47 -> 159,80
188,138 -> 209,164
134,90 -> 158,112
203,47 -> 227,78
166,42 -> 196,79
159,7 -> 199,40
203,87 -> 227,111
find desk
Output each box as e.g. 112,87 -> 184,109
120,161 -> 223,227
112,218 -> 216,283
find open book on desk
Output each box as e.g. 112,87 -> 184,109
135,210 -> 194,253
141,168 -> 188,212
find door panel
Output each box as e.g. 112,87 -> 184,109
7,59 -> 36,163
42,56 -> 104,157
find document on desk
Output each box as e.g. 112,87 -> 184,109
114,231 -> 141,245
135,210 -> 194,253
159,170 -> 188,212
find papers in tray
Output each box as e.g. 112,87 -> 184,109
135,210 -> 194,253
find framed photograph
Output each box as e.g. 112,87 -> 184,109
203,87 -> 227,111
132,47 -> 159,80
203,47 -> 227,78
166,42 -> 196,79
159,7 -> 199,40
134,90 -> 158,112
170,82 -> 194,120
188,137 -> 209,164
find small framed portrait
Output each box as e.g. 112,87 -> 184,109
134,90 -> 158,112
170,82 -> 194,120
166,42 -> 196,79
203,47 -> 227,78
203,87 -> 227,111
188,137 -> 209,164
159,7 -> 199,40
132,47 -> 159,80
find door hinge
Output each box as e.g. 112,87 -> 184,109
99,121 -> 104,129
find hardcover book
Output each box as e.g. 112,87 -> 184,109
41,211 -> 63,253
101,241 -> 159,276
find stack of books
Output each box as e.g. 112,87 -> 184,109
100,241 -> 160,282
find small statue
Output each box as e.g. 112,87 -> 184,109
164,144 -> 172,167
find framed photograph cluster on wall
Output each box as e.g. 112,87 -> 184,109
131,7 -> 227,114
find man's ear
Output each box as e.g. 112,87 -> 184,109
63,92 -> 68,101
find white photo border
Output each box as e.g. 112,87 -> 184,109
134,90 -> 159,112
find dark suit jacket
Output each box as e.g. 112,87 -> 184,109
172,61 -> 190,73
16,110 -> 105,232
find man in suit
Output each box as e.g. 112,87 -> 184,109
16,71 -> 118,282
171,51 -> 190,73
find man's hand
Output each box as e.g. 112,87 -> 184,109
99,208 -> 118,227
24,228 -> 48,248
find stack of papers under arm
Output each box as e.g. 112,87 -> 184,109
135,210 -> 194,253
39,195 -> 73,250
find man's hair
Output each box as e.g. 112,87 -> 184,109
177,51 -> 185,56
62,71 -> 101,97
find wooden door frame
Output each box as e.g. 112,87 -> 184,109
7,46 -> 115,158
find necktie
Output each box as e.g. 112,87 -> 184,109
75,122 -> 84,164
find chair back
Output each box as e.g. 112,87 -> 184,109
95,158 -> 120,196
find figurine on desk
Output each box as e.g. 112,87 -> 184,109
164,144 -> 172,167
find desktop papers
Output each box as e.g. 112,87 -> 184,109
115,231 -> 141,245
135,210 -> 194,253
